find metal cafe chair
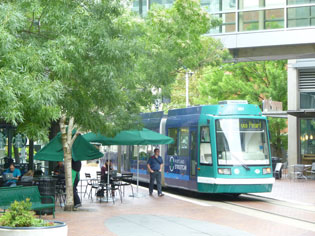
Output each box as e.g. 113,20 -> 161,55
88,179 -> 100,201
292,164 -> 307,180
96,171 -> 102,182
83,173 -> 93,198
306,162 -> 315,180
111,175 -> 123,204
55,179 -> 66,207
120,173 -> 134,197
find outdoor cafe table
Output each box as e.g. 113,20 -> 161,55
99,172 -> 122,203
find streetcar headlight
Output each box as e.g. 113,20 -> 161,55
218,168 -> 231,175
263,168 -> 271,174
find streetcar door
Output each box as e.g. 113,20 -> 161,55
190,127 -> 197,178
198,125 -> 214,191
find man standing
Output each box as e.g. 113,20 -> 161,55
147,148 -> 164,197
3,163 -> 21,187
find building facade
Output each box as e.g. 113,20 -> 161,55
288,59 -> 315,165
132,0 -> 315,61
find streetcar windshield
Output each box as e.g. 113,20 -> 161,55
216,119 -> 270,166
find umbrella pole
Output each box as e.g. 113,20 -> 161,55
137,145 -> 139,195
107,146 -> 110,201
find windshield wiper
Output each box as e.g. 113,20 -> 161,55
230,152 -> 250,171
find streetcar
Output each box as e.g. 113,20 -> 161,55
115,101 -> 275,194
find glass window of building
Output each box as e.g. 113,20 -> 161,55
288,0 -> 315,5
265,0 -> 286,7
300,92 -> 315,109
239,9 -> 284,31
149,0 -> 174,8
300,119 -> 315,162
265,9 -> 285,29
239,10 -> 261,31
239,0 -> 285,9
239,0 -> 261,9
132,0 -> 148,16
210,13 -> 236,33
288,6 -> 315,27
208,0 -> 236,13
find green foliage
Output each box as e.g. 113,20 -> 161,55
197,61 -> 287,108
0,199 -> 53,227
138,0 -> 227,101
0,1 -> 63,141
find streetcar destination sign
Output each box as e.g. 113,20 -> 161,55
240,120 -> 262,130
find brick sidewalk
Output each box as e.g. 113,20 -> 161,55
253,179 -> 315,205
47,182 -> 315,236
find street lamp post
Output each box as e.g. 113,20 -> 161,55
185,70 -> 194,108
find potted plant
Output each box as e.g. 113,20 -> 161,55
0,199 -> 67,236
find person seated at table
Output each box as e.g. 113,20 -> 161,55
3,163 -> 21,187
54,161 -> 65,179
101,160 -> 115,196
21,170 -> 34,182
101,160 -> 113,179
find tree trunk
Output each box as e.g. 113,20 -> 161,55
60,115 -> 80,211
60,115 -> 74,211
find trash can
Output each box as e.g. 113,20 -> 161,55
272,157 -> 279,173
34,176 -> 56,215
272,157 -> 283,179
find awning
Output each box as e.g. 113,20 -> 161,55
287,110 -> 315,118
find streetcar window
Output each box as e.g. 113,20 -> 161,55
179,128 -> 189,156
201,127 -> 210,143
200,126 -> 212,165
168,128 -> 178,155
216,119 -> 270,166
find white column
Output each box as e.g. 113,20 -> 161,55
287,60 -> 299,166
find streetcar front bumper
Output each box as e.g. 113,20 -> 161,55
197,177 -> 275,193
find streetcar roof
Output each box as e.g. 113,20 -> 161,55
167,104 -> 262,117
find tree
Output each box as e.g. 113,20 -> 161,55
0,0 -> 226,210
0,2 -> 63,141
138,0 -> 226,100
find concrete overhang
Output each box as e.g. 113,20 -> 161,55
211,28 -> 315,62
262,111 -> 288,118
287,110 -> 315,118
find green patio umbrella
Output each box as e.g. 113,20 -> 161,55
34,134 -> 103,161
82,132 -> 114,145
110,128 -> 174,145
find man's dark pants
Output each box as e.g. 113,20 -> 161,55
73,174 -> 81,205
149,171 -> 162,195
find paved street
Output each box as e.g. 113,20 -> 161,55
45,178 -> 315,236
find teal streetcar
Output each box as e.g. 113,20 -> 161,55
119,101 -> 275,195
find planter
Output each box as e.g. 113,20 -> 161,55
0,221 -> 67,236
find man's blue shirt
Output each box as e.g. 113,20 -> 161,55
4,168 -> 21,183
147,156 -> 163,171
